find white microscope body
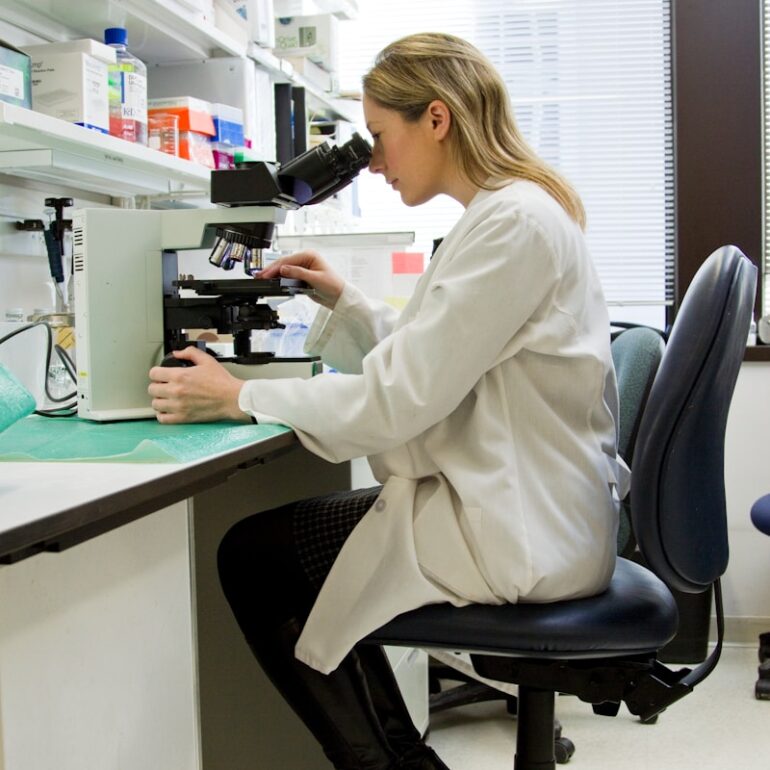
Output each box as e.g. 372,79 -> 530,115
73,206 -> 285,421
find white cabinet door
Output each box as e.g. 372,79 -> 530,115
0,501 -> 200,770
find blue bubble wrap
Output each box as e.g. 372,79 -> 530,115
0,363 -> 35,433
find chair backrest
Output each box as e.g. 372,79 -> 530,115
631,245 -> 757,594
611,327 -> 666,465
611,327 -> 666,556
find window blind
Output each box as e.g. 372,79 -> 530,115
337,0 -> 674,311
762,2 -> 770,316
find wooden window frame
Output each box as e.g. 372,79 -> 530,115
671,0 -> 765,359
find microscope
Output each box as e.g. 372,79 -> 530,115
74,134 -> 371,421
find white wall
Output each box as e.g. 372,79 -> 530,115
722,361 -> 770,639
0,177 -> 111,319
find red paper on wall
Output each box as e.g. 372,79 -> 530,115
391,252 -> 424,274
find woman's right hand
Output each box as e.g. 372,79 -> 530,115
256,250 -> 344,309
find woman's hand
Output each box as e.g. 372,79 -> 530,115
256,250 -> 344,309
148,347 -> 251,424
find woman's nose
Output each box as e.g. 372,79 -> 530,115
368,148 -> 384,175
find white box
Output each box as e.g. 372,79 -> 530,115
213,0 -> 249,45
26,41 -> 115,133
228,0 -> 275,47
25,39 -> 117,61
274,0 -> 357,19
285,55 -> 337,92
274,14 -> 338,73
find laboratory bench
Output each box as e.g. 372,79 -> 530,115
0,421 -> 350,770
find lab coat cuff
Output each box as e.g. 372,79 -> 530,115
304,282 -> 362,356
238,380 -> 284,425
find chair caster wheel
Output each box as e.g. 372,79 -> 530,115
758,632 -> 770,662
755,678 -> 770,699
554,736 -> 575,764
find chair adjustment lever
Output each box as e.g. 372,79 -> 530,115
622,659 -> 694,722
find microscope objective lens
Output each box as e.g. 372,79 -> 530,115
209,236 -> 229,267
244,248 -> 262,276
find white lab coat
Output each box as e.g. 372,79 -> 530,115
239,180 -> 627,674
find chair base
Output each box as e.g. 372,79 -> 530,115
514,687 -> 557,770
429,661 -> 518,714
428,662 -> 574,765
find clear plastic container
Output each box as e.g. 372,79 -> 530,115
148,112 -> 180,156
104,27 -> 148,145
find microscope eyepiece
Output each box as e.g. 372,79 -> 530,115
208,133 -> 372,273
278,132 -> 372,206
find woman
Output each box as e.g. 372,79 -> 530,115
148,32 -> 627,770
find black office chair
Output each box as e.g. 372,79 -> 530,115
425,323 -> 667,759
749,494 -> 770,699
363,245 -> 756,770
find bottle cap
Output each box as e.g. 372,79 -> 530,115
104,27 -> 128,46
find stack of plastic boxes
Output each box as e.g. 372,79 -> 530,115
210,103 -> 245,169
147,96 -> 216,167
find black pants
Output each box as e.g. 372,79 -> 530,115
217,487 -> 445,770
219,486 -> 382,628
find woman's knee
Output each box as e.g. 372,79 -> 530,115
218,511 -> 286,589
217,505 -> 315,623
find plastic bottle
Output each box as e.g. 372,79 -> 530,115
104,27 -> 148,145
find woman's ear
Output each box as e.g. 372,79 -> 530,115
426,100 -> 451,141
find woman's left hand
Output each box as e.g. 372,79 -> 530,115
148,346 -> 251,424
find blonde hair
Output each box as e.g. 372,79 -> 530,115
362,32 -> 586,229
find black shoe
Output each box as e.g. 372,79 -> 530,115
397,744 -> 451,769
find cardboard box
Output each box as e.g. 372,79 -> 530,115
0,39 -> 32,109
274,14 -> 338,73
26,41 -> 115,133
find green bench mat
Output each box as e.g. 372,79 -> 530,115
0,415 -> 291,463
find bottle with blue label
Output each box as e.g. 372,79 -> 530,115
104,27 -> 148,145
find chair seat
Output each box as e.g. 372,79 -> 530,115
751,494 -> 770,536
365,558 -> 678,659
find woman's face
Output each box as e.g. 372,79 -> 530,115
363,94 -> 450,207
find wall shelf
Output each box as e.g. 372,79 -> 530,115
0,103 -> 210,197
0,0 -> 247,62
1,0 -> 360,123
247,42 -> 361,124
0,0 -> 360,198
